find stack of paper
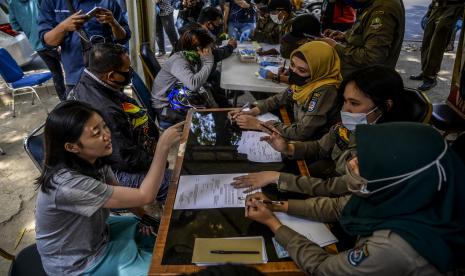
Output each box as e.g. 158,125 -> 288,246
275,213 -> 338,247
192,236 -> 268,265
174,174 -> 259,210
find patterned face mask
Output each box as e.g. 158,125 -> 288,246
182,50 -> 201,63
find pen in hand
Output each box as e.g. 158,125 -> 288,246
232,102 -> 250,120
260,122 -> 282,137
210,250 -> 260,254
238,197 -> 284,205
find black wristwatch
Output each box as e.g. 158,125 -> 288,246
272,73 -> 280,83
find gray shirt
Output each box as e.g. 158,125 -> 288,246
35,166 -> 115,276
151,52 -> 214,109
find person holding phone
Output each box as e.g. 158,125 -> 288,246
35,101 -> 184,275
151,27 -> 215,129
38,0 -> 131,94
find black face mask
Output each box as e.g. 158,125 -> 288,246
288,70 -> 311,86
211,25 -> 222,37
112,70 -> 132,86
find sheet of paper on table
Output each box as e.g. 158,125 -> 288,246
174,173 -> 260,210
192,236 -> 268,266
237,131 -> 282,162
274,212 -> 338,247
235,110 -> 282,162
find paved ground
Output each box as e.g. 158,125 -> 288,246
0,0 -> 458,272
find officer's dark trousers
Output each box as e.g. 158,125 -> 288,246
421,5 -> 464,78
37,48 -> 66,101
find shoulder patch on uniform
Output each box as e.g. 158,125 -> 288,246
370,17 -> 383,30
347,244 -> 369,266
307,92 -> 321,112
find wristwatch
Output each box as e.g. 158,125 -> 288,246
272,73 -> 280,83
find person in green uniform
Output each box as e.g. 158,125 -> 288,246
245,122 -> 465,275
229,41 -> 342,141
320,0 -> 405,77
410,0 -> 465,91
231,66 -> 406,197
279,13 -> 321,59
254,0 -> 295,55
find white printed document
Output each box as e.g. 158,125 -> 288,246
237,131 -> 282,163
274,213 -> 338,247
174,174 -> 257,210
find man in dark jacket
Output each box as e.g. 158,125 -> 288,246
68,43 -> 169,201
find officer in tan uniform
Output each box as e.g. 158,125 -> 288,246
245,123 -> 465,275
230,41 -> 342,141
410,0 -> 465,91
253,0 -> 295,55
320,0 -> 405,77
231,66 -> 405,198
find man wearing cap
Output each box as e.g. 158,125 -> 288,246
320,0 -> 405,78
280,14 -> 321,58
252,0 -> 294,44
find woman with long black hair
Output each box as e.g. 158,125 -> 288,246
35,101 -> 184,275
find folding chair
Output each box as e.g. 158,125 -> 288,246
138,42 -> 162,90
23,123 -> 45,172
401,87 -> 433,123
0,48 -> 50,117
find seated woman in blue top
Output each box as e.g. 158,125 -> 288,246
151,27 -> 216,129
35,101 -> 184,276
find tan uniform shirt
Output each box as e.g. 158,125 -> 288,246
275,196 -> 443,275
334,0 -> 405,77
278,124 -> 357,197
254,85 -> 339,141
251,15 -> 293,44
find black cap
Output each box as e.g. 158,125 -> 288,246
280,14 -> 321,45
290,14 -> 321,37
268,0 -> 292,12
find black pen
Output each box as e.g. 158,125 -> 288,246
210,250 -> 260,254
260,122 -> 282,137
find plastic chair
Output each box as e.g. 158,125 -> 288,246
130,69 -> 158,124
0,244 -> 47,276
400,88 -> 433,123
138,42 -> 161,89
430,103 -> 465,137
23,123 -> 45,172
0,48 -> 50,117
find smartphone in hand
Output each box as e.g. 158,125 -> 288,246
85,6 -> 101,17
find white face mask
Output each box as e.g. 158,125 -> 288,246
270,13 -> 284,24
346,140 -> 449,197
340,107 -> 379,131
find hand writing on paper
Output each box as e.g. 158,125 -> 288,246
228,106 -> 260,120
235,114 -> 261,130
231,171 -> 280,192
245,192 -> 287,212
245,196 -> 283,233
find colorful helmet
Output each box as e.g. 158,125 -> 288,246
167,83 -> 207,111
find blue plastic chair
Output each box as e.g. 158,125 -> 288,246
130,68 -> 157,123
0,48 -> 50,117
23,123 -> 45,172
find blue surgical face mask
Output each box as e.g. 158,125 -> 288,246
342,0 -> 367,9
340,107 -> 378,131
